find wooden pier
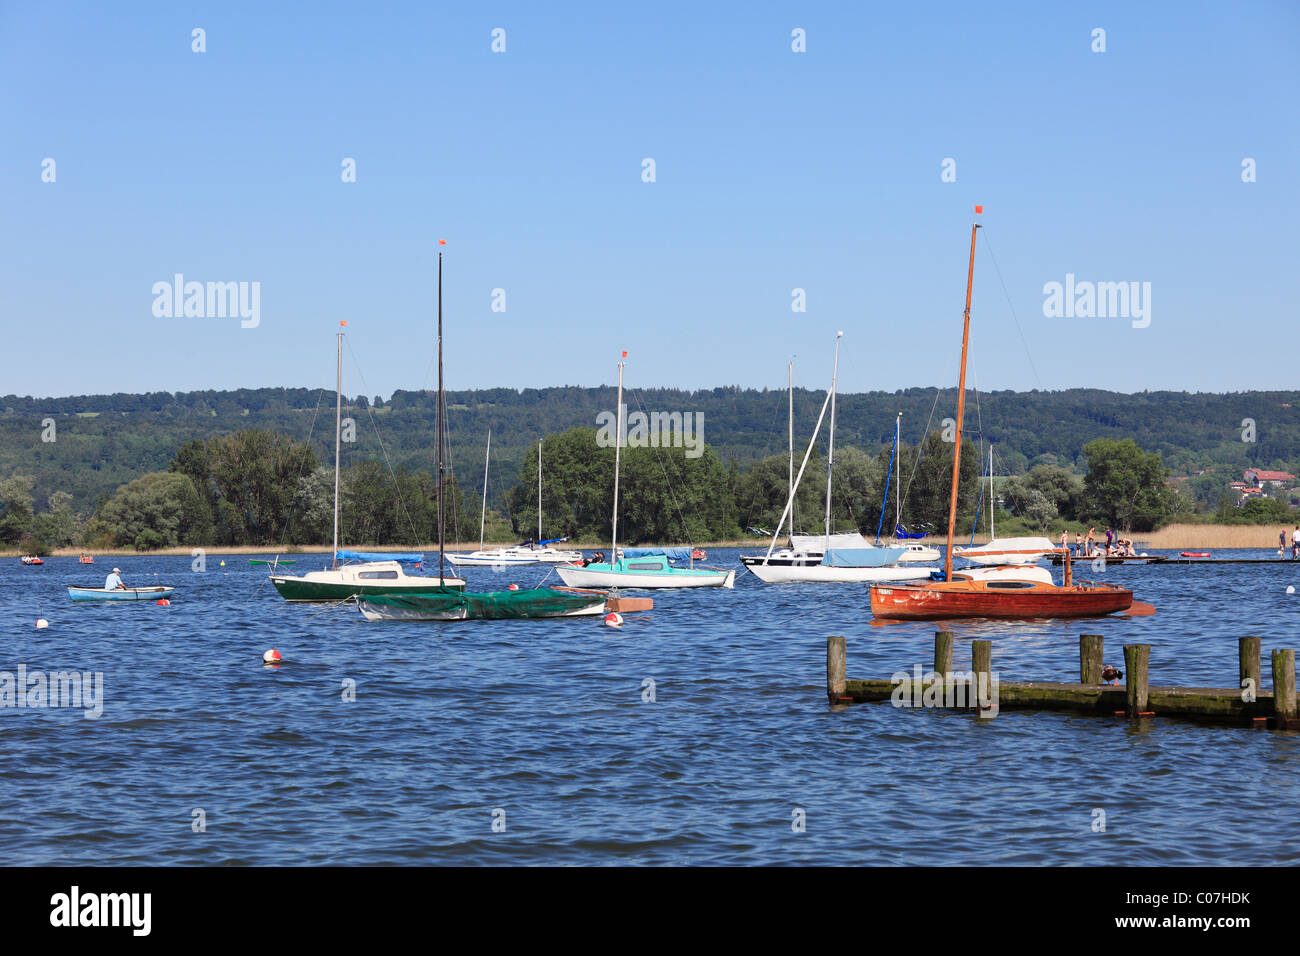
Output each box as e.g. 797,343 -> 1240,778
826,632 -> 1299,728
1049,554 -> 1299,566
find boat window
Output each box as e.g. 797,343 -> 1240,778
985,581 -> 1036,589
359,571 -> 400,580
627,561 -> 664,571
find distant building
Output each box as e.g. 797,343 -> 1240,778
1245,469 -> 1296,488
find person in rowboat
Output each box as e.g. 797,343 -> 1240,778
104,567 -> 126,590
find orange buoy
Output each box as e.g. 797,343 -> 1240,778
603,612 -> 623,629
156,598 -> 170,606
508,583 -> 519,590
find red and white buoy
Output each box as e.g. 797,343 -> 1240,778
263,648 -> 282,664
603,612 -> 623,629
35,618 -> 49,629
508,584 -> 519,591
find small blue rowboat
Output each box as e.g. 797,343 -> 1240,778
67,586 -> 175,602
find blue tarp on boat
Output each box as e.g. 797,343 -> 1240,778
622,547 -> 693,561
820,547 -> 907,568
336,550 -> 424,565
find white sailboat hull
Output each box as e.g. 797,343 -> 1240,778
447,547 -> 583,566
744,562 -> 933,584
951,536 -> 1056,566
447,552 -> 538,566
555,564 -> 735,589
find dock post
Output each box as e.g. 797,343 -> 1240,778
1271,648 -> 1296,729
1239,637 -> 1261,701
827,636 -> 847,703
1123,644 -> 1150,718
1080,634 -> 1104,684
971,640 -> 992,716
934,631 -> 953,676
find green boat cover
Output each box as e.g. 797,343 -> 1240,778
362,587 -> 602,619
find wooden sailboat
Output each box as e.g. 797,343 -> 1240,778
869,213 -> 1138,621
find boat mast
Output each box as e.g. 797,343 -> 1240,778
895,412 -> 901,536
989,444 -> 995,541
610,354 -> 625,561
538,439 -> 543,543
788,359 -> 794,534
944,218 -> 981,582
332,323 -> 343,570
823,331 -> 843,550
479,429 -> 491,552
437,244 -> 446,584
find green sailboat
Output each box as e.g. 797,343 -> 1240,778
269,322 -> 466,602
354,244 -> 606,622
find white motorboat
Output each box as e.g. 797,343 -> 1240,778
898,542 -> 942,563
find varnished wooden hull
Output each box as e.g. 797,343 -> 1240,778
869,579 -> 1133,620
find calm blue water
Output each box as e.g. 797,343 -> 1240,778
3,549 -> 1299,865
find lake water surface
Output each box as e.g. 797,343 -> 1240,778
3,549 -> 1299,865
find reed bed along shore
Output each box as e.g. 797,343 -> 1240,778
8,523 -> 1296,558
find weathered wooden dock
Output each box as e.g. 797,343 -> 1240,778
1049,554 -> 1167,565
826,633 -> 1298,729
1049,554 -> 1299,566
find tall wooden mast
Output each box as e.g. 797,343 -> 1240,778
943,218 -> 981,582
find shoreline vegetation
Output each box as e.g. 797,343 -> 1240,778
9,523 -> 1296,558
3,420 -> 1295,557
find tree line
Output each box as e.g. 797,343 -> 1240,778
2,385 -> 1297,524
0,426 -> 1214,554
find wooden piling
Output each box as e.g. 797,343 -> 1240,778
1271,649 -> 1295,729
971,640 -> 992,714
1239,637 -> 1261,701
1080,634 -> 1104,684
827,636 -> 847,703
971,640 -> 991,684
1123,644 -> 1150,717
934,631 -> 953,675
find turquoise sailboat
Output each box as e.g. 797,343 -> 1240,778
554,353 -> 735,590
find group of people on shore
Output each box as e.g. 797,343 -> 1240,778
1281,527 -> 1300,560
1058,527 -> 1138,558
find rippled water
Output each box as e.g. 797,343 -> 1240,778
3,549 -> 1299,865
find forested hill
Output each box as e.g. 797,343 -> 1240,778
3,386 -> 1298,514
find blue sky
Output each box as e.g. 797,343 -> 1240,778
2,1 -> 1297,399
